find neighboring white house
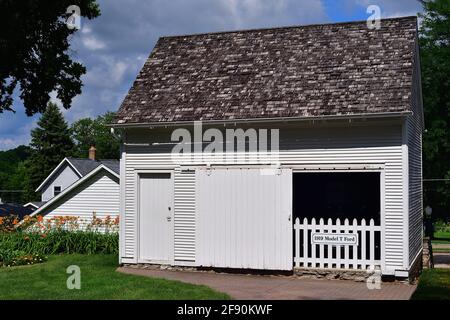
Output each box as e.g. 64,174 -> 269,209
26,148 -> 120,225
112,17 -> 423,279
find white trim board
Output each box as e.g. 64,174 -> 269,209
35,158 -> 83,192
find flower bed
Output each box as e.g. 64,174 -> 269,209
0,215 -> 19,233
0,249 -> 46,267
22,213 -> 119,233
0,214 -> 119,267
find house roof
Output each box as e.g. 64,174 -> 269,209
67,158 -> 120,176
114,16 -> 418,126
35,157 -> 119,192
27,164 -> 120,219
0,203 -> 34,219
23,201 -> 47,209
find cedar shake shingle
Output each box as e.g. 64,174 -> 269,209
114,16 -> 417,125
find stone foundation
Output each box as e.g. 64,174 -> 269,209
122,263 -> 200,273
293,267 -> 379,282
422,237 -> 433,269
406,249 -> 424,284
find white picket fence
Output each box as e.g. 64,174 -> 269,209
294,217 -> 381,270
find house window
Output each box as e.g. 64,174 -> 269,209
54,186 -> 62,197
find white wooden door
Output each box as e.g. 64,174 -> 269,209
196,167 -> 293,270
139,173 -> 173,263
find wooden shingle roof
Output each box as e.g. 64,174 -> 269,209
114,16 -> 418,125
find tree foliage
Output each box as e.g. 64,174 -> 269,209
0,146 -> 31,203
71,112 -> 120,159
27,102 -> 74,201
0,0 -> 100,115
419,0 -> 450,216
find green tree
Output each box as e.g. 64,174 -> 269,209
0,0 -> 100,115
27,102 -> 74,200
8,161 -> 32,203
419,0 -> 450,217
71,112 -> 120,159
0,145 -> 31,203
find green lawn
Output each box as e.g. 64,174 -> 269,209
0,254 -> 229,300
411,268 -> 450,300
433,231 -> 450,244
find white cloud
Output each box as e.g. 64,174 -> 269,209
0,119 -> 38,150
83,56 -> 137,89
49,91 -> 63,108
111,61 -> 127,83
0,138 -> 17,150
220,0 -> 327,29
82,35 -> 106,50
81,25 -> 92,34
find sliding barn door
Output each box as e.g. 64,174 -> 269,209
196,167 -> 292,270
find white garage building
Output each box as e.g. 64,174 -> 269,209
113,17 -> 423,278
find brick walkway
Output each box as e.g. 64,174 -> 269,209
434,252 -> 450,268
433,243 -> 450,249
117,267 -> 416,300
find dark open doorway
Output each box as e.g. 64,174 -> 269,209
293,172 -> 381,225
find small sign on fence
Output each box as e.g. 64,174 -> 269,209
294,218 -> 379,270
311,233 -> 358,245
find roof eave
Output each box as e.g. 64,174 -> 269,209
110,111 -> 413,129
23,202 -> 39,209
35,158 -> 83,192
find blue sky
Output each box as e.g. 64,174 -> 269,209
0,0 -> 423,150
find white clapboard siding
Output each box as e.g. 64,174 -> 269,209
122,122 -> 406,270
408,40 -> 423,266
43,171 -> 120,223
173,168 -> 196,262
41,163 -> 80,202
294,218 -> 381,270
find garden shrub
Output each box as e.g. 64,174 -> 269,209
0,214 -> 119,267
434,219 -> 450,233
0,248 -> 46,267
0,230 -> 118,256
